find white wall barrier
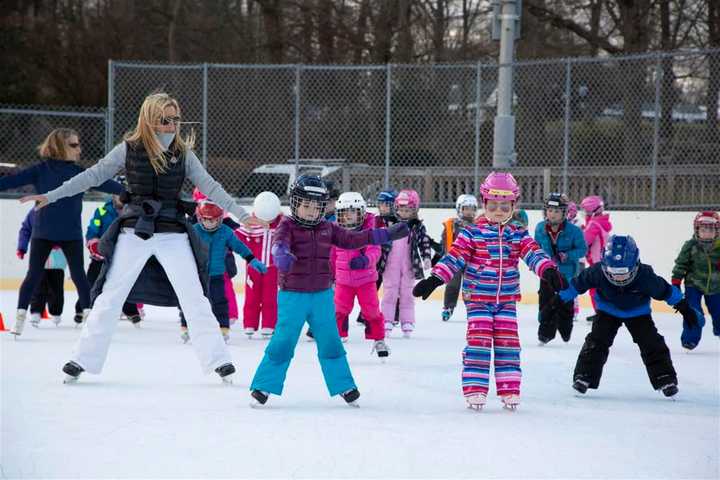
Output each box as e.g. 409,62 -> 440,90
0,199 -> 697,309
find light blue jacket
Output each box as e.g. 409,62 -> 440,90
193,223 -> 253,276
534,220 -> 587,282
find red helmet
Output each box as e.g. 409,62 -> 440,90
693,211 -> 719,237
196,201 -> 224,231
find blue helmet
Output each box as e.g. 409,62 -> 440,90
601,235 -> 640,286
376,189 -> 398,204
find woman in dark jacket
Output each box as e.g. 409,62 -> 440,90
0,128 -> 123,336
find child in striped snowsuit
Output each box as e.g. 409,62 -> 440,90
413,173 -> 565,410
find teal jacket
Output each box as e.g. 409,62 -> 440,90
534,219 -> 587,281
86,200 -> 120,241
193,223 -> 253,276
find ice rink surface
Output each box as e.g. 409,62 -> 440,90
2,291 -> 718,479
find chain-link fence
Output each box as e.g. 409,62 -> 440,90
2,49 -> 719,209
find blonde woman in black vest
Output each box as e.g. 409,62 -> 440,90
22,92 -> 264,384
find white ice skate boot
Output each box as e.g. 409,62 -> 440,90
221,328 -> 230,344
244,327 -> 255,339
466,393 -> 487,410
51,315 -> 62,326
501,394 -> 520,410
341,336 -> 349,343
371,339 -> 390,359
75,308 -> 90,328
29,312 -> 41,328
260,327 -> 274,338
11,309 -> 27,337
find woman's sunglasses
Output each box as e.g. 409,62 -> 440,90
159,116 -> 182,126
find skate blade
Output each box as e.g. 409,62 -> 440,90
31,323 -> 40,329
346,401 -> 360,408
63,375 -> 79,384
466,404 -> 484,411
503,404 -> 518,411
221,376 -> 234,385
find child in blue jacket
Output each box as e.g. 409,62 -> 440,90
534,193 -> 587,344
184,200 -> 266,343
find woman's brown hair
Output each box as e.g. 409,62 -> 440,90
37,128 -> 79,160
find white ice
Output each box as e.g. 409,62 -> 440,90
2,291 -> 718,479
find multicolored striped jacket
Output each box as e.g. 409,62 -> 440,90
432,217 -> 555,304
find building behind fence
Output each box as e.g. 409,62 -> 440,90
2,48 -> 719,209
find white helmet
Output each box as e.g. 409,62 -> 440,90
253,191 -> 282,222
456,194 -> 478,217
336,192 -> 367,229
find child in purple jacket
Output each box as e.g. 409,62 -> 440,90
249,176 -> 408,407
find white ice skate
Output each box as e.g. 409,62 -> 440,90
51,315 -> 62,326
11,309 -> 27,338
341,336 -> 349,343
260,327 -> 273,338
180,328 -> 190,344
371,339 -> 390,359
29,312 -> 41,328
466,393 -> 487,410
75,309 -> 90,329
501,394 -> 520,411
244,327 -> 255,339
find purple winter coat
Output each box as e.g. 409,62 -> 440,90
273,215 -> 377,292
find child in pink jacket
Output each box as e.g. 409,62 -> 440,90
332,192 -> 390,358
580,195 -> 613,322
381,189 -> 433,338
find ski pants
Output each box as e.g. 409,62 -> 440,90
335,281 -> 385,340
573,311 -> 677,390
251,288 -> 356,396
681,286 -> 720,348
243,266 -> 278,331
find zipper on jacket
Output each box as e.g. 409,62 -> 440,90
496,224 -> 503,304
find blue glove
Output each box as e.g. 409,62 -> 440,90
558,284 -> 578,303
249,258 -> 268,274
271,244 -> 296,273
349,254 -> 369,270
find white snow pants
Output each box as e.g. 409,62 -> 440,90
72,229 -> 232,374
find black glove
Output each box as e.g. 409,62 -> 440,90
413,275 -> 444,300
674,298 -> 700,328
541,267 -> 567,293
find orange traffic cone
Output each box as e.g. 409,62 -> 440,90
0,312 -> 7,332
42,307 -> 49,319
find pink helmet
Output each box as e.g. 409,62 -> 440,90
395,189 -> 420,209
566,202 -> 578,221
479,172 -> 520,202
193,187 -> 208,202
580,195 -> 604,215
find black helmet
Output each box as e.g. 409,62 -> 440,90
544,192 -> 569,214
290,175 -> 329,227
324,180 -> 340,200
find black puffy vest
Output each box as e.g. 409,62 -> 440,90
124,141 -> 185,206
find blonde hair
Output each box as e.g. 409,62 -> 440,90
37,128 -> 79,160
124,92 -> 195,174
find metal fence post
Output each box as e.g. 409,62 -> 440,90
651,53 -> 662,209
202,62 -> 209,167
562,58 -> 572,194
473,62 -> 483,195
106,60 -> 114,153
293,65 -> 302,173
384,64 -> 392,190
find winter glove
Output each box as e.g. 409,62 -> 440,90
349,254 -> 369,270
370,222 -> 410,245
412,274 -> 444,300
673,298 -> 701,328
249,258 -> 268,274
541,267 -> 567,293
16,249 -> 25,260
271,244 -> 296,273
86,238 -> 104,261
423,258 -> 432,270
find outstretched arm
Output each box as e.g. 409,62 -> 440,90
22,143 -> 126,208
